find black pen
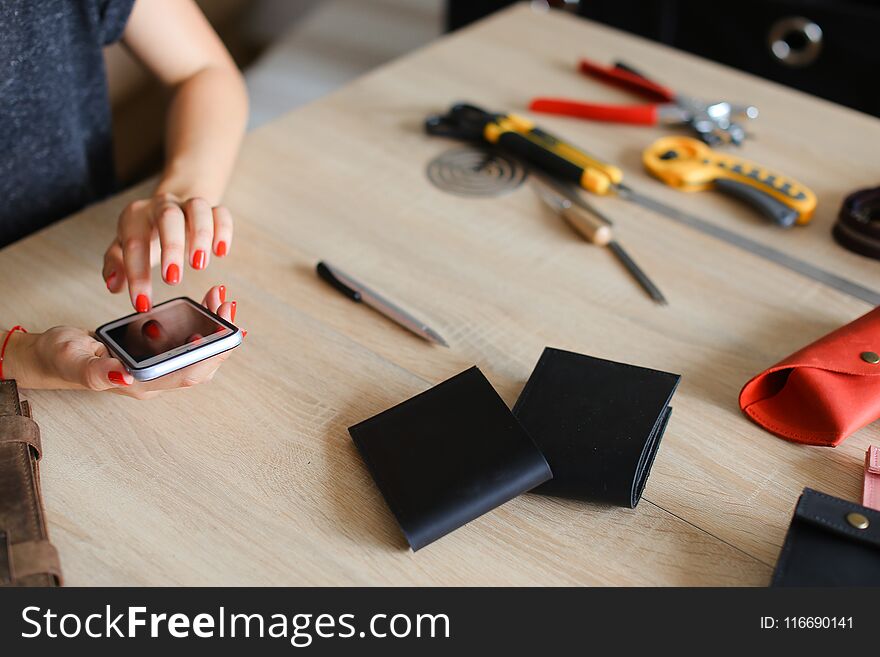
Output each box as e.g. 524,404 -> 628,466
316,261 -> 449,347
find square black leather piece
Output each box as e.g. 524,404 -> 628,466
349,366 -> 552,551
773,488 -> 880,587
513,347 -> 680,507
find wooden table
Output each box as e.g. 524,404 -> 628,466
3,4 -> 879,586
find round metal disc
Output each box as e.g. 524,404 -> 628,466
426,147 -> 527,197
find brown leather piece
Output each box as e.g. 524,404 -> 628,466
0,531 -> 11,585
0,415 -> 42,459
0,380 -> 61,587
10,540 -> 62,581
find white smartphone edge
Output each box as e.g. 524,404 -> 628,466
95,297 -> 242,382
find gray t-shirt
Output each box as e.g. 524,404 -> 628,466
0,0 -> 135,247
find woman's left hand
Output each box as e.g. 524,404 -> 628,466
5,285 -> 240,398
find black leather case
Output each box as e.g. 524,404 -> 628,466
513,348 -> 680,507
773,488 -> 880,587
349,366 -> 552,551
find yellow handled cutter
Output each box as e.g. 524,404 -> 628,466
643,136 -> 817,227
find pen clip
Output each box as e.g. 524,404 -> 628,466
317,262 -> 362,301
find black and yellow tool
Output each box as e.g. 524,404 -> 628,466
425,103 -> 624,195
425,102 -> 880,305
643,136 -> 817,227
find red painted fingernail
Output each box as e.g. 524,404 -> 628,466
165,263 -> 180,285
106,271 -> 117,289
230,300 -> 237,322
215,241 -> 227,257
192,250 -> 207,270
108,371 -> 130,386
135,294 -> 151,313
219,285 -> 226,303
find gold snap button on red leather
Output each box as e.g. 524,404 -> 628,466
861,351 -> 880,364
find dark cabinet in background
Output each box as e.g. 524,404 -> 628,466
447,0 -> 880,118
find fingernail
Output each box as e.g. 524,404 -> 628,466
242,330 -> 248,338
231,300 -> 237,322
192,250 -> 207,270
136,294 -> 151,313
219,285 -> 226,303
165,263 -> 180,285
215,241 -> 227,257
106,271 -> 117,290
108,371 -> 130,386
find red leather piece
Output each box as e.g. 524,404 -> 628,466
529,98 -> 658,125
739,307 -> 880,446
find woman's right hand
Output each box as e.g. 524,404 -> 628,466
4,285 -> 239,399
103,194 -> 234,312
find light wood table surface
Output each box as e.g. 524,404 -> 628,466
3,4 -> 879,586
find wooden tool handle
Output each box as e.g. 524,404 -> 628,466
561,205 -> 613,246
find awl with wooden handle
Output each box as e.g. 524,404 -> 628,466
534,179 -> 613,246
532,177 -> 668,305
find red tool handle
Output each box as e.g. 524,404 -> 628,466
578,58 -> 675,103
529,98 -> 659,125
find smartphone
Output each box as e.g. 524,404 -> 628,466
95,297 -> 242,381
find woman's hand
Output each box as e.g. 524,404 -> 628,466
102,0 -> 247,311
4,285 -> 239,399
103,194 -> 233,312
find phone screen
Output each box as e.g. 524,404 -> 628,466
105,299 -> 231,365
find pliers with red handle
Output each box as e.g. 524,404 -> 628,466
529,59 -> 758,147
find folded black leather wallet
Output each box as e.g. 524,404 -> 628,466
349,366 -> 552,551
773,488 -> 880,587
513,347 -> 680,507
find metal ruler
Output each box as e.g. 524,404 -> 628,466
615,184 -> 880,306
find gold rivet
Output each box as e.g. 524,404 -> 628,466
861,351 -> 880,364
846,512 -> 870,530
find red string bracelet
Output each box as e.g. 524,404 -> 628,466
0,326 -> 28,381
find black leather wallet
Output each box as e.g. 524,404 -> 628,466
773,488 -> 880,587
349,366 -> 552,551
513,347 -> 680,507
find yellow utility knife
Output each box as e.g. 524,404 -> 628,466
425,103 -> 623,195
484,113 -> 624,196
643,136 -> 817,227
